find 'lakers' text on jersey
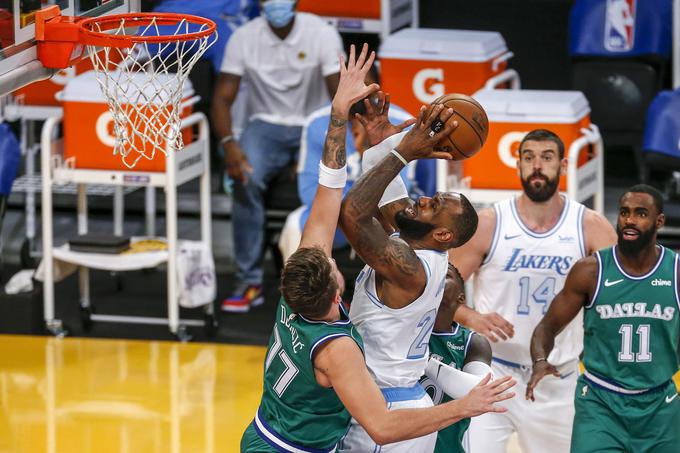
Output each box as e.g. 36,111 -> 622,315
473,196 -> 586,367
584,246 -> 680,391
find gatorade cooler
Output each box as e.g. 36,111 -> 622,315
298,0 -> 380,18
379,28 -> 515,116
297,0 -> 413,36
448,90 -> 603,203
60,71 -> 194,172
13,53 -> 120,106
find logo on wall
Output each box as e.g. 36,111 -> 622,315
412,68 -> 444,104
604,0 -> 636,52
497,131 -> 527,168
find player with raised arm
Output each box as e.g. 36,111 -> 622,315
337,99 -> 506,452
527,184 -> 680,453
448,129 -> 616,453
241,44 -> 516,453
354,92 -> 516,342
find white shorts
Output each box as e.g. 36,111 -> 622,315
338,385 -> 437,453
467,359 -> 578,453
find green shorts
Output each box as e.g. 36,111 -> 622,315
434,419 -> 468,453
571,375 -> 680,453
240,423 -> 278,453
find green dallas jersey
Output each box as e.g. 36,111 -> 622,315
419,324 -> 475,453
584,245 -> 680,391
243,298 -> 363,452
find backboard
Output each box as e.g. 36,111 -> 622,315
0,0 -> 139,96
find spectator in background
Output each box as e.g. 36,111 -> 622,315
279,70 -> 415,262
212,0 -> 343,313
150,0 -> 259,160
151,0 -> 259,73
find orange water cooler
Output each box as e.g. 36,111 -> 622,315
59,71 -> 195,172
379,28 -> 519,116
297,0 -> 414,37
13,55 -> 117,106
437,89 -> 604,212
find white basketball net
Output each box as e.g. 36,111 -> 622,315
85,16 -> 216,168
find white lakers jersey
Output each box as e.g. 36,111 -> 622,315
472,196 -> 586,367
349,248 -> 449,388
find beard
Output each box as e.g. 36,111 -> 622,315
395,210 -> 435,240
521,170 -> 560,202
616,224 -> 656,256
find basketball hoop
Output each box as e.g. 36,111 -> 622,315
36,7 -> 217,168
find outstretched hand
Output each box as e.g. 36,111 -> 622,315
525,361 -> 561,401
355,92 -> 416,147
458,374 -> 516,418
394,104 -> 459,162
333,44 -> 380,116
467,311 -> 515,343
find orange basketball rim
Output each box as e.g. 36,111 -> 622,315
33,5 -> 217,169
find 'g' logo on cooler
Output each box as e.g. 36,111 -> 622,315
412,68 -> 444,104
95,111 -> 116,147
498,131 -> 528,168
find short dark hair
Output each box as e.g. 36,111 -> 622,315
452,194 -> 478,247
621,184 -> 664,214
280,246 -> 338,318
519,129 -> 565,159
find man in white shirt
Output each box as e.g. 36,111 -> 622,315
211,0 -> 343,312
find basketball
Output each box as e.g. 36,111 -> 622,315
425,93 -> 489,161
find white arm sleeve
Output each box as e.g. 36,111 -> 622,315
361,131 -> 409,208
425,356 -> 487,400
462,360 -> 493,377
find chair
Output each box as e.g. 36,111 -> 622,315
640,90 -> 680,188
569,0 -> 673,179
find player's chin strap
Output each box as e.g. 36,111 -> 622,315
425,356 -> 493,399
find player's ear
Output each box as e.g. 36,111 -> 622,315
657,212 -> 666,230
560,155 -> 568,174
433,227 -> 453,245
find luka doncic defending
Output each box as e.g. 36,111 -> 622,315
241,44 -> 516,452
527,184 -> 680,453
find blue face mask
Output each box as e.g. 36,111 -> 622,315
262,0 -> 296,28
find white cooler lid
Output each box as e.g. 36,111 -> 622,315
473,89 -> 590,123
60,70 -> 195,103
379,28 -> 508,62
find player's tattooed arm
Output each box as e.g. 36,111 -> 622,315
341,153 -> 425,289
340,105 -> 459,296
299,43 -> 379,255
322,111 -> 348,169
